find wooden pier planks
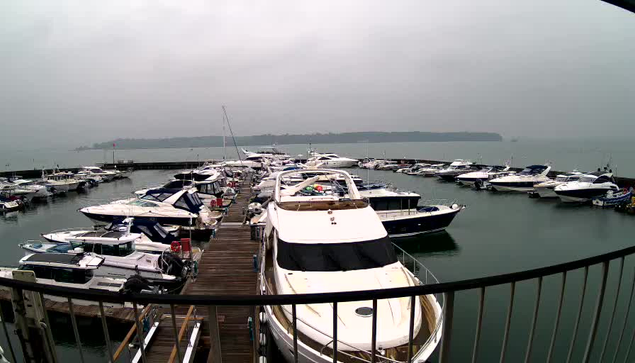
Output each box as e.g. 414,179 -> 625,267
144,174 -> 259,363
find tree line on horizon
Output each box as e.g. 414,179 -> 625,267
83,131 -> 503,150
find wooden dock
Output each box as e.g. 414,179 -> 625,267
142,174 -> 259,363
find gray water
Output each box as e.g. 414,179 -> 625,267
0,157 -> 634,361
1,138 -> 631,176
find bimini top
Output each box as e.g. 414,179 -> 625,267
20,253 -> 104,269
141,189 -> 203,213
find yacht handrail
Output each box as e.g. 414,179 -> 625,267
44,226 -> 102,234
392,243 -> 445,354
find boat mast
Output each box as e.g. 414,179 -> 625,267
222,112 -> 227,161
222,105 -> 242,165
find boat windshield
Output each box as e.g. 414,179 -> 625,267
276,236 -> 397,272
74,241 -> 135,256
128,200 -> 159,207
579,176 -> 597,183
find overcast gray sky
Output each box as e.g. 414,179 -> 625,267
0,0 -> 634,149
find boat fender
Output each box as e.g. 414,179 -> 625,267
259,311 -> 267,324
259,332 -> 267,346
259,357 -> 267,363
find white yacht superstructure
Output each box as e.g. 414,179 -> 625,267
488,165 -> 552,192
554,173 -> 619,203
306,153 -> 359,168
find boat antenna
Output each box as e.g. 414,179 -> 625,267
222,106 -> 242,165
222,111 -> 227,161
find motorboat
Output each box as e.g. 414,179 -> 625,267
174,164 -> 224,181
223,155 -> 266,169
404,163 -> 431,175
242,146 -> 291,160
456,165 -> 513,187
139,171 -> 227,209
42,170 -> 82,193
0,195 -> 23,213
306,153 -> 359,168
554,173 -> 619,203
79,189 -> 217,231
416,164 -> 446,177
434,160 -> 476,182
592,187 -> 633,208
40,218 -> 185,254
359,186 -> 464,237
77,166 -> 117,182
19,236 -> 191,285
488,165 -> 552,192
530,172 -> 582,198
0,253 -> 162,307
261,169 -> 443,363
10,179 -> 51,200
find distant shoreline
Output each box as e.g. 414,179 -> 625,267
78,131 -> 503,150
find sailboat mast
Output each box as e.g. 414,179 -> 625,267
222,112 -> 227,161
222,105 -> 242,164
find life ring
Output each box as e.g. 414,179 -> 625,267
170,241 -> 181,253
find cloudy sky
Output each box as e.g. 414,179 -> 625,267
0,0 -> 634,148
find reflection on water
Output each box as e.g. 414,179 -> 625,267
393,231 -> 459,256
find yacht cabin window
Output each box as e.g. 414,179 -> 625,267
276,236 -> 397,272
75,242 -> 134,256
21,265 -> 92,284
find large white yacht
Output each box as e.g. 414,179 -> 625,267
434,159 -> 476,182
261,169 -> 443,363
306,153 -> 359,168
79,189 -> 216,231
554,173 -> 619,203
488,165 -> 552,192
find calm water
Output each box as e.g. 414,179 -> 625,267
0,167 -> 634,361
1,138 -> 632,176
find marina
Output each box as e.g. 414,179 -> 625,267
1,147 -> 635,362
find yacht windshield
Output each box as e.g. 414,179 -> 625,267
277,236 -> 397,272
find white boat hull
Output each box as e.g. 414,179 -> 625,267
265,294 -> 443,363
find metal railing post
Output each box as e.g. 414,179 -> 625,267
67,298 -> 85,363
132,303 -> 147,363
332,302 -> 338,363
611,266 -> 635,363
499,282 -> 516,363
439,291 -> 455,363
524,277 -> 543,363
582,261 -> 610,363
546,272 -> 567,363
292,304 -> 298,363
170,304 -> 183,363
207,305 -> 223,362
472,287 -> 486,363
566,266 -> 590,363
371,299 -> 377,363
599,257 -> 625,362
0,298 -> 17,363
407,295 -> 416,362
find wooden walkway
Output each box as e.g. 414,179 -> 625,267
143,174 -> 259,363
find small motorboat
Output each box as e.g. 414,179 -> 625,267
0,253 -> 163,307
593,188 -> 633,208
456,165 -> 514,187
435,160 -> 477,182
0,194 -> 24,213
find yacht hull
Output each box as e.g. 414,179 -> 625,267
555,188 -> 609,203
488,181 -> 537,192
80,211 -> 193,227
265,295 -> 443,363
378,206 -> 463,238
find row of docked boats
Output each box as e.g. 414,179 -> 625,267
0,166 -> 129,212
0,164 -> 249,306
390,158 -> 627,205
